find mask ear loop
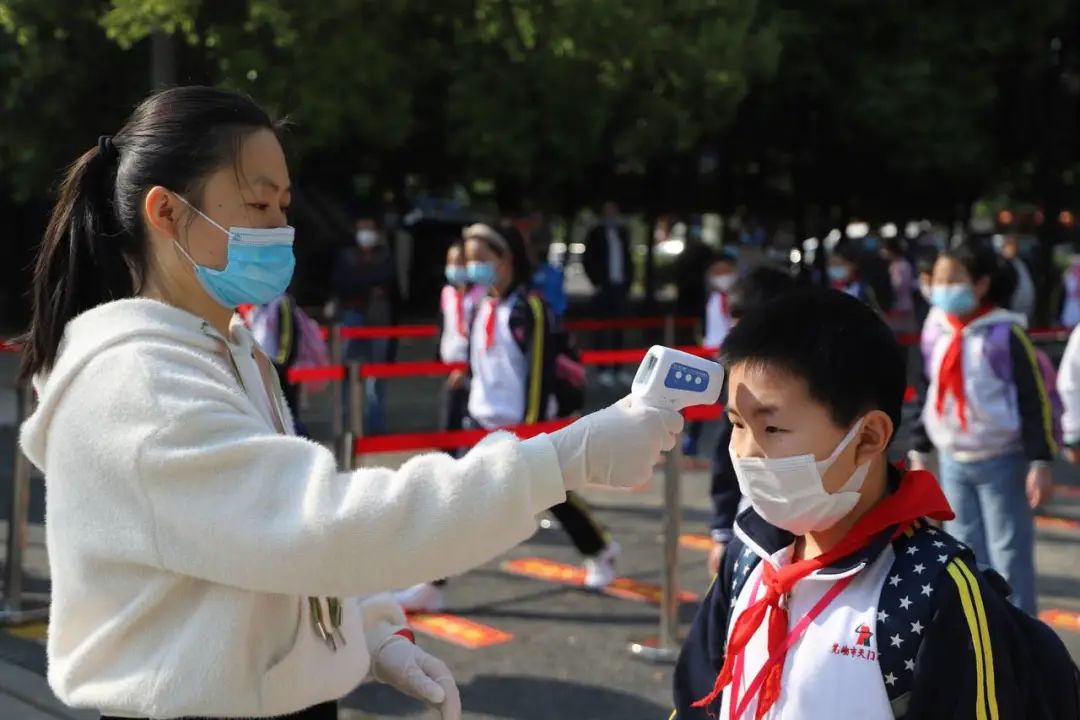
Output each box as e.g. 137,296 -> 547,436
817,418 -> 867,473
171,193 -> 231,271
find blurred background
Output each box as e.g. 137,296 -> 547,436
2,0 -> 1079,327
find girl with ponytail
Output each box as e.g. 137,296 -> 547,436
16,86 -> 682,719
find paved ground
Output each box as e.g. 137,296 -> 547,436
0,330 -> 1078,720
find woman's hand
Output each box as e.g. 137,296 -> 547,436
372,635 -> 461,719
547,396 -> 684,491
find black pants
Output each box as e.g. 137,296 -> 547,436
550,491 -> 609,557
103,701 -> 338,720
592,283 -> 630,372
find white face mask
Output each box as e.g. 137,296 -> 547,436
710,274 -> 736,293
729,418 -> 869,536
356,229 -> 379,249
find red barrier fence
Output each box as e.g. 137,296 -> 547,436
0,341 -> 20,353
354,404 -> 726,456
321,315 -> 698,342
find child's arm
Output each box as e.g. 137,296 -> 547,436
671,539 -> 740,719
709,415 -> 739,544
1007,326 -> 1057,461
905,555 -> 1069,720
1057,326 -> 1080,451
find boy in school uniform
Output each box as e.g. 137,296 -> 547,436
673,287 -> 1077,720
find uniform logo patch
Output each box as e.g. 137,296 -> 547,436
854,623 -> 873,647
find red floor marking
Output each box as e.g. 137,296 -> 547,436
1039,609 -> 1080,633
1036,516 -> 1080,531
501,557 -> 698,604
406,612 -> 513,649
1053,485 -> 1080,500
679,533 -> 715,552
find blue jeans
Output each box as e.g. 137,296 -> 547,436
341,309 -> 387,435
938,451 -> 1037,614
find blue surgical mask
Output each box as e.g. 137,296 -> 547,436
931,284 -> 978,316
828,265 -> 850,282
466,261 -> 497,287
174,196 -> 296,308
445,265 -> 468,287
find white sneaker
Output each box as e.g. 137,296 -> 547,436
393,582 -> 446,613
583,541 -> 621,589
598,370 -> 617,388
616,369 -> 636,386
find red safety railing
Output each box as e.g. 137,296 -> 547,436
0,340 -> 20,353
320,315 -> 699,342
354,404 -> 726,456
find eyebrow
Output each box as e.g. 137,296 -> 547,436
252,175 -> 292,193
728,404 -> 780,419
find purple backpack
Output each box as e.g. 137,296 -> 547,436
925,320 -> 1062,445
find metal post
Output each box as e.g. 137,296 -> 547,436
329,325 -> 343,442
629,439 -> 684,662
1,383 -> 47,624
343,362 -> 364,471
628,310 -> 683,661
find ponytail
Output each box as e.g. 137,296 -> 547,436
19,141 -> 142,381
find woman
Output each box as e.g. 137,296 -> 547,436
17,87 -> 682,719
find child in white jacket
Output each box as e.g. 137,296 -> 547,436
17,86 -> 681,720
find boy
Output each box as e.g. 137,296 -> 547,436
673,287 -> 1077,719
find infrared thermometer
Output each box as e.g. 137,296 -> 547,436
631,346 -> 724,410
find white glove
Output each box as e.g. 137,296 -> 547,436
372,636 -> 462,719
547,395 -> 684,490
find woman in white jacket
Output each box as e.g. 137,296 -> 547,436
17,86 -> 682,720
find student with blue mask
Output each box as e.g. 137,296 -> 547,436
16,87 -> 683,720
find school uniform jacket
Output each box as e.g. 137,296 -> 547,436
467,286 -> 557,429
672,472 -> 1069,719
913,308 -> 1055,462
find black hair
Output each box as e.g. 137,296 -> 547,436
728,265 -> 800,320
833,238 -> 862,265
488,222 -> 532,289
883,236 -> 905,257
21,85 -> 277,380
709,248 -> 739,268
939,244 -> 1016,308
722,287 -> 906,436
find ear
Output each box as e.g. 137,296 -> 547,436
143,186 -> 182,241
853,409 -> 893,466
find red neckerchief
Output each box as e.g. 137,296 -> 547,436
693,470 -> 954,718
454,288 -> 467,338
483,296 -> 499,350
935,305 -> 994,431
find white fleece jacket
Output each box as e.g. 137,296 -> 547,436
19,299 -> 566,718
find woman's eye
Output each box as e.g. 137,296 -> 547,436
248,203 -> 269,211
764,425 -> 783,434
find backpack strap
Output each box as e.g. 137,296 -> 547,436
877,522 -> 971,718
525,293 -> 548,424
728,543 -> 763,622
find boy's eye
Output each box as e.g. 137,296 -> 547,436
728,417 -> 744,430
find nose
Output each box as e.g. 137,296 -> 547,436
730,429 -> 766,460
